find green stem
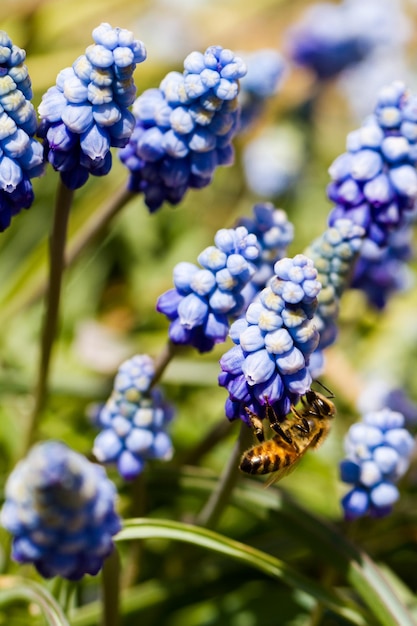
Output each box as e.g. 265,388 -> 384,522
151,340 -> 183,388
196,421 -> 253,528
101,549 -> 121,626
26,180 -> 74,451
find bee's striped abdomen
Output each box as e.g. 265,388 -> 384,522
239,438 -> 293,475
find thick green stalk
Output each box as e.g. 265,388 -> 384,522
26,180 -> 74,451
101,550 -> 120,626
196,420 -> 253,528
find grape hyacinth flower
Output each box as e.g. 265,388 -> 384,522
340,409 -> 415,519
0,441 -> 121,580
327,81 -> 417,246
285,1 -> 375,81
242,124 -> 305,198
237,202 -> 294,308
304,218 -> 365,353
93,354 -> 174,481
119,45 -> 246,212
0,31 -> 44,230
350,223 -> 414,309
157,226 -> 260,353
219,254 -> 321,424
37,23 -> 146,189
357,380 -> 417,427
238,49 -> 286,131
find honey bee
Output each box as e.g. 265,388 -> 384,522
239,385 -> 336,483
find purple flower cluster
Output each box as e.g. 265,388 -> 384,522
328,81 -> 417,246
341,409 -> 414,519
219,254 -> 321,424
93,355 -> 174,481
0,441 -> 121,580
37,23 -> 146,189
0,31 -> 44,230
237,202 -> 294,308
119,45 -> 246,212
304,218 -> 365,354
157,226 -> 260,353
350,222 -> 414,309
285,1 -> 376,80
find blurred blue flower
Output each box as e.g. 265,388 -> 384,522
157,226 -> 260,353
219,254 -> 321,424
328,81 -> 417,246
0,31 -> 45,230
0,441 -> 121,580
242,124 -> 305,198
238,49 -> 286,130
304,218 -> 365,357
357,379 -> 417,428
119,45 -> 246,212
285,0 -> 396,81
93,354 -> 174,481
340,408 -> 415,519
38,23 -> 146,189
237,202 -> 294,308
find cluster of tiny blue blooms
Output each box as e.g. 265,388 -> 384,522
238,49 -> 286,131
340,408 -> 415,519
285,1 -> 374,80
350,221 -> 414,309
327,81 -> 417,247
119,45 -> 246,212
242,124 -> 305,199
157,226 -> 260,353
93,354 -> 174,481
37,23 -> 146,189
0,441 -> 121,580
219,254 -> 321,424
304,218 -> 365,354
0,31 -> 44,230
237,202 -> 294,309
357,379 -> 417,428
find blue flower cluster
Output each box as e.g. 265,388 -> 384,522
350,222 -> 414,309
328,81 -> 417,246
0,31 -> 44,230
357,380 -> 417,428
341,409 -> 415,519
219,254 -> 321,423
157,226 -> 260,353
37,23 -> 146,189
285,1 -> 377,80
0,441 -> 121,580
119,45 -> 246,212
93,354 -> 174,481
304,218 -> 365,354
237,202 -> 294,308
238,49 -> 286,131
242,124 -> 305,198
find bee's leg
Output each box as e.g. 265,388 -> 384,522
245,408 -> 265,442
293,416 -> 311,435
264,399 -> 293,444
290,406 -> 310,434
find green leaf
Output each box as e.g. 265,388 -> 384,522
117,517 -> 369,626
0,576 -> 70,626
144,467 -> 417,626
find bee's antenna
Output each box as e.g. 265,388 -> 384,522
313,379 -> 335,399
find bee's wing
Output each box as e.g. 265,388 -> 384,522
263,456 -> 303,488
